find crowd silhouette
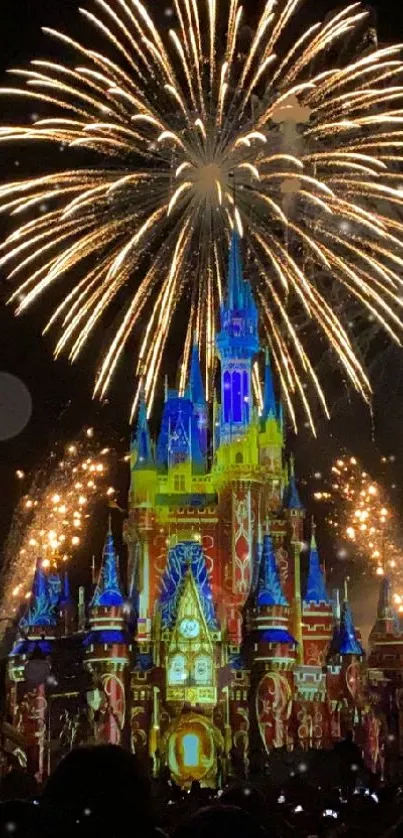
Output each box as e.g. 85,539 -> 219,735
1,742 -> 403,838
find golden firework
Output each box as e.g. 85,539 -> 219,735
1,2 -> 403,430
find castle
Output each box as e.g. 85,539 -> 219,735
4,234 -> 386,786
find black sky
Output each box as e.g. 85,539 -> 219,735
1,0 -> 403,635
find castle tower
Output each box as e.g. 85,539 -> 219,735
214,233 -> 260,641
283,458 -> 305,657
327,583 -> 364,739
8,560 -> 57,781
127,394 -> 157,643
302,524 -> 334,667
216,230 -> 259,445
84,522 -> 131,746
368,577 -> 403,760
251,532 -> 296,754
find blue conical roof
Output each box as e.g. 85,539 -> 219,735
304,530 -> 330,604
159,541 -> 218,630
263,350 -> 277,420
91,525 -> 124,608
285,457 -> 304,510
338,601 -> 363,656
257,534 -> 288,607
20,560 -> 58,629
190,340 -> 206,406
133,395 -> 154,469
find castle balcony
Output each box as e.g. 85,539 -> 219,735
166,686 -> 217,707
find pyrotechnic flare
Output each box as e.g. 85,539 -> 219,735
0,429 -> 116,631
315,455 -> 403,605
2,1 -> 403,429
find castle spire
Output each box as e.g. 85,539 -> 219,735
256,533 -> 288,607
262,349 -> 277,420
91,525 -> 124,608
336,583 -> 363,656
133,392 -> 154,469
190,336 -> 206,406
304,520 -> 329,604
285,456 -> 304,510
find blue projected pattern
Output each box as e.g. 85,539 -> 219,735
20,563 -> 58,629
256,534 -> 288,607
91,531 -> 124,608
159,541 -> 218,630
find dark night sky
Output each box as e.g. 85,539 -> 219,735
1,0 -> 403,636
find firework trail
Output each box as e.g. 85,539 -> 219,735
2,1 -> 403,430
0,429 -> 116,632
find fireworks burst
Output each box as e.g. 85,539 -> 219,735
315,455 -> 403,606
0,429 -> 116,632
2,1 -> 403,430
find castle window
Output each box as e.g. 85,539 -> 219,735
232,371 -> 242,422
223,371 -> 231,422
168,653 -> 187,685
174,474 -> 186,492
235,452 -> 243,464
194,655 -> 213,685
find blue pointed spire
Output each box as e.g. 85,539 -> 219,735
133,394 -> 154,469
337,584 -> 363,655
285,456 -> 304,510
256,534 -> 288,607
21,560 -> 58,629
263,349 -> 277,420
190,338 -> 206,406
91,521 -> 124,608
228,230 -> 245,309
304,525 -> 329,604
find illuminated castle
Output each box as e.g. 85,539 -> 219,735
6,234 -> 379,786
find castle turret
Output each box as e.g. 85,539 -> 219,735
85,522 -> 131,746
252,533 -> 295,663
216,231 -> 259,444
283,458 -> 305,656
8,560 -> 57,781
302,524 -> 334,667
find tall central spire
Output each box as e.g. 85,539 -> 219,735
228,230 -> 245,310
216,232 -> 259,442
